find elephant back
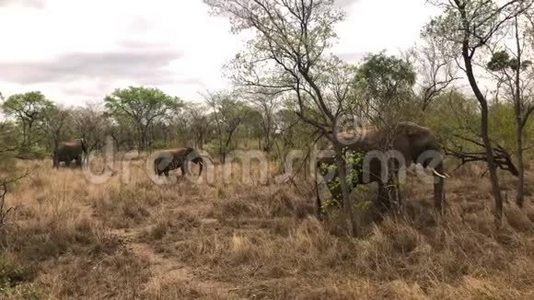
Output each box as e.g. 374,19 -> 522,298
60,140 -> 83,148
171,147 -> 198,159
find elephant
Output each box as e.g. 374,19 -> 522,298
53,139 -> 88,168
316,122 -> 446,216
154,147 -> 204,177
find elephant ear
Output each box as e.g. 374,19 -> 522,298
403,125 -> 431,147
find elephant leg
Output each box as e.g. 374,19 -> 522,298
390,172 -> 403,214
180,164 -> 186,176
75,156 -> 82,167
377,182 -> 391,213
434,180 -> 444,214
155,158 -> 168,177
315,176 -> 322,219
385,184 -> 398,216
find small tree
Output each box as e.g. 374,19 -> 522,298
40,106 -> 73,151
1,91 -> 54,153
104,87 -> 182,151
486,17 -> 534,207
206,91 -> 249,163
354,52 -> 417,125
71,103 -> 110,153
185,103 -> 211,150
245,92 -> 282,153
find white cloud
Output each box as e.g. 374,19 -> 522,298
0,0 -> 437,106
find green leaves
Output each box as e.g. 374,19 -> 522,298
1,91 -> 56,155
487,50 -> 533,72
1,91 -> 54,122
356,52 -> 416,98
318,151 -> 363,206
354,52 -> 416,124
487,51 -> 512,71
104,87 -> 181,124
104,86 -> 183,150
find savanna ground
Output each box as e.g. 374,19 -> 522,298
1,157 -> 534,299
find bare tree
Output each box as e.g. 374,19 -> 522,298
487,15 -> 534,207
40,106 -> 72,151
72,103 -> 111,152
425,0 -> 534,225
185,103 -> 211,150
206,91 -> 246,163
245,92 -> 282,153
409,40 -> 459,111
205,0 -> 358,234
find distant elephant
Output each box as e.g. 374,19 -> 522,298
154,147 -> 204,177
53,139 -> 88,168
316,122 -> 446,215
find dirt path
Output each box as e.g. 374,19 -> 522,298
110,227 -> 238,299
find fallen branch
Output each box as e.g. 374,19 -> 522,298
445,135 -> 519,176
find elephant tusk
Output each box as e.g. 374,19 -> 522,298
432,169 -> 449,179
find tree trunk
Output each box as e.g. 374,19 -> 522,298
21,122 -> 28,150
462,46 -> 504,225
514,18 -> 525,208
334,146 -> 355,236
434,161 -> 445,214
515,119 -> 525,208
138,125 -> 149,151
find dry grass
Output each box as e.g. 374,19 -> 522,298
0,158 -> 533,299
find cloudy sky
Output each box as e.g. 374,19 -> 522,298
0,0 -> 439,106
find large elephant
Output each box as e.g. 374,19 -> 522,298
53,139 -> 88,168
316,122 -> 446,215
154,147 -> 204,177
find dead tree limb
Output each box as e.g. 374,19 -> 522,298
445,135 -> 519,176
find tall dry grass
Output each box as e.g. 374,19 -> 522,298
0,158 -> 533,299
